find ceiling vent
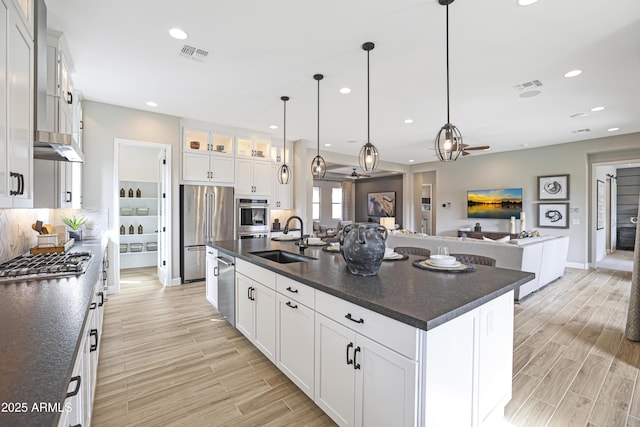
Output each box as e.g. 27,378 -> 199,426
180,45 -> 209,61
572,128 -> 591,134
513,79 -> 543,92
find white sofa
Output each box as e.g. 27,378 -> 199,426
386,233 -> 570,301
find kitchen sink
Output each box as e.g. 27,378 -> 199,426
250,250 -> 316,264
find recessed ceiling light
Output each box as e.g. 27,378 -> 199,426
269,125 -> 278,129
569,112 -> 589,119
324,143 -> 331,147
339,88 -> 351,94
564,69 -> 582,78
169,28 -> 188,40
590,106 -> 605,112
521,144 -> 529,147
517,0 -> 539,5
404,119 -> 413,124
408,159 -> 415,163
608,127 -> 620,132
518,90 -> 541,98
146,101 -> 158,107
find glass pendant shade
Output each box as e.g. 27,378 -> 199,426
360,42 -> 379,173
311,74 -> 326,179
278,95 -> 291,184
434,123 -> 463,161
311,154 -> 326,179
359,142 -> 379,172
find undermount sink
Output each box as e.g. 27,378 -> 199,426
250,250 -> 316,264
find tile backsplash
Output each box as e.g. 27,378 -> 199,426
0,208 -> 108,263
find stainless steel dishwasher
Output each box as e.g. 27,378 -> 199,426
217,255 -> 236,326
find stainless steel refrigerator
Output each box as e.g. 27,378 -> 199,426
180,185 -> 234,282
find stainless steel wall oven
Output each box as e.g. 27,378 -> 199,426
236,198 -> 270,238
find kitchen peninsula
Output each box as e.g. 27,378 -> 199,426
209,238 -> 534,427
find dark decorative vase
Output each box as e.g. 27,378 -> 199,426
339,223 -> 388,276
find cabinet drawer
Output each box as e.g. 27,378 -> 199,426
236,259 -> 276,289
276,275 -> 315,308
315,291 -> 418,360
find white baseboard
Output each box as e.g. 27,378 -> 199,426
565,261 -> 588,269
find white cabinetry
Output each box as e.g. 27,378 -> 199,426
205,246 -> 218,308
0,2 -> 33,208
271,162 -> 292,209
422,290 -> 514,427
236,136 -> 270,159
181,128 -> 234,184
235,158 -> 271,196
315,291 -> 418,427
235,260 -> 276,362
119,180 -> 159,269
275,276 -> 315,398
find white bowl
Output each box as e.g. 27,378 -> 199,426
429,255 -> 457,266
307,237 -> 323,245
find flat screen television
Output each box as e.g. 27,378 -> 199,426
467,188 -> 523,219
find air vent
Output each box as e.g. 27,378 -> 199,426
513,80 -> 543,92
571,129 -> 591,134
180,44 -> 210,61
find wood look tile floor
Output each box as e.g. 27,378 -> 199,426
93,266 -> 639,427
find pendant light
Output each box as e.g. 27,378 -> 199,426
277,96 -> 291,184
434,0 -> 463,162
311,74 -> 326,179
359,42 -> 380,172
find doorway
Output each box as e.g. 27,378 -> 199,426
113,138 -> 172,290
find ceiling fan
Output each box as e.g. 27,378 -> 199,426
348,168 -> 371,179
453,141 -> 491,156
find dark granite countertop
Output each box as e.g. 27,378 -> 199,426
0,239 -> 106,427
208,239 -> 534,331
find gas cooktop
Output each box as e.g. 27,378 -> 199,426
0,251 -> 93,283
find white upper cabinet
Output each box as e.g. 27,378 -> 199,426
0,3 -> 34,208
181,127 -> 235,185
235,158 -> 271,196
236,136 -> 270,160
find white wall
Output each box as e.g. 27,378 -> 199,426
410,132 -> 640,267
119,145 -> 160,182
82,101 -> 181,284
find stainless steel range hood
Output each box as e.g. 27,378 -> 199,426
33,0 -> 83,163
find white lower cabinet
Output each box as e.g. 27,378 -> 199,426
236,272 -> 276,362
205,247 -> 218,308
275,292 -> 315,399
315,313 -> 417,427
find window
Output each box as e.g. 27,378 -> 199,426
332,187 -> 342,219
312,187 -> 320,220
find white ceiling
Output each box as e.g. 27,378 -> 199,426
46,0 -> 640,166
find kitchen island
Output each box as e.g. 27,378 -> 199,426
208,238 -> 534,427
0,240 -> 107,427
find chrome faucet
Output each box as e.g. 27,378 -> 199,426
283,216 -> 306,251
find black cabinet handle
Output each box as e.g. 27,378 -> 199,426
67,91 -> 73,104
66,376 -> 81,398
90,329 -> 98,352
214,266 -> 218,277
9,172 -> 18,195
286,301 -> 298,309
286,286 -> 298,294
18,173 -> 24,195
89,302 -> 96,310
346,342 -> 354,365
248,286 -> 255,301
345,313 -> 364,324
251,287 -> 256,301
247,286 -> 251,300
66,191 -> 72,203
354,346 -> 361,370
98,292 -> 104,307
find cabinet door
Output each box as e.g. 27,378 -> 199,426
182,152 -> 210,182
205,248 -> 218,308
235,273 -> 255,341
7,9 -> 33,207
315,314 -> 357,427
235,158 -> 254,194
210,156 -> 234,184
252,160 -> 272,196
253,281 -> 276,362
355,334 -> 418,427
276,293 -> 315,398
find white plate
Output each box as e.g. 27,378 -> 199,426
425,259 -> 462,268
384,252 -> 403,260
429,255 -> 457,266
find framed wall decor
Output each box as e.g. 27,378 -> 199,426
537,203 -> 569,228
538,174 -> 569,200
596,179 -> 605,230
367,191 -> 396,217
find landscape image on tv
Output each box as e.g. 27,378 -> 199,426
467,188 -> 523,219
